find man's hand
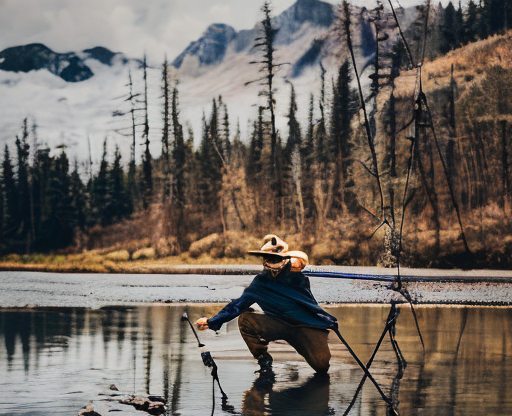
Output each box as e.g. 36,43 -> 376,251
196,317 -> 209,331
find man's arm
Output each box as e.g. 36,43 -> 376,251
197,290 -> 256,331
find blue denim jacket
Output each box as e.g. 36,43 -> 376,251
207,264 -> 338,331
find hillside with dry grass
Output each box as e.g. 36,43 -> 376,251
356,30 -> 512,268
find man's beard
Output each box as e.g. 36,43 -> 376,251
263,258 -> 290,277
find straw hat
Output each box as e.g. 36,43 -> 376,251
248,234 -> 308,274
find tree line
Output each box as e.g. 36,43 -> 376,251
407,0 -> 512,62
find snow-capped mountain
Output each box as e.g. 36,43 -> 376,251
0,0 -> 405,166
166,0 -> 383,157
173,0 -> 335,76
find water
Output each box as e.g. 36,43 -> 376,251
0,304 -> 511,416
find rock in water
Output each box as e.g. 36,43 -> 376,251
78,404 -> 102,416
78,391 -> 167,416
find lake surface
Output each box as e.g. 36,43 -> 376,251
1,304 -> 511,415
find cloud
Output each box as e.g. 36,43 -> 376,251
209,4 -> 232,20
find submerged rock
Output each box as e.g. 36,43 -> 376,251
78,392 -> 166,416
78,404 -> 101,416
118,395 -> 166,415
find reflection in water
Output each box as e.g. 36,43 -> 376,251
242,373 -> 331,416
169,307 -> 185,414
0,305 -> 511,415
341,302 -> 407,416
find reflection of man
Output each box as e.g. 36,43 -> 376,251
242,373 -> 331,416
196,235 -> 337,374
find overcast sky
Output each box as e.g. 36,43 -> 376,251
0,0 -> 456,63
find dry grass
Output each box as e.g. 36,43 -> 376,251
2,204 -> 511,271
395,31 -> 512,100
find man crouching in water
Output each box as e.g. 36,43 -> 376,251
196,234 -> 337,375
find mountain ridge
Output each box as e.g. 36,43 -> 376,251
0,0 -> 389,163
172,0 -> 338,76
0,43 -> 131,82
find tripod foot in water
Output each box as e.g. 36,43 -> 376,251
221,396 -> 236,414
388,404 -> 400,416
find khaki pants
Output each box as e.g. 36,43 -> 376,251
238,311 -> 331,373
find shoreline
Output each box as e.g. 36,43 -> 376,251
1,262 -> 512,283
1,269 -> 512,308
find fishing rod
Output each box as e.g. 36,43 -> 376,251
181,312 -> 229,415
304,270 -> 397,283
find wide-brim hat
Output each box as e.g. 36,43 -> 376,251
248,234 -> 290,261
249,234 -> 309,272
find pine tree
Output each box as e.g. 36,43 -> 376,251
183,122 -> 201,209
301,93 -> 316,225
44,151 -> 74,250
441,2 -> 458,54
0,175 -> 4,247
456,1 -> 465,46
2,145 -> 17,238
93,138 -> 110,226
230,119 -> 246,169
109,146 -> 131,223
32,145 -> 51,247
171,84 -> 187,249
464,0 -> 479,43
161,59 -> 172,205
486,0 -> 509,35
246,107 -> 264,188
198,111 -> 222,223
70,161 -> 87,235
15,119 -> 31,244
407,4 -> 430,63
303,94 -> 315,164
312,64 -> 334,233
219,97 -> 231,163
316,65 -> 329,169
284,82 -> 304,231
284,83 -> 301,155
478,0 -> 490,39
0,166 -> 3,232
161,58 -> 171,164
330,60 -> 356,210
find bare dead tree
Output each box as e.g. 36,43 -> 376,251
141,54 -> 153,209
246,1 -> 287,221
341,0 -> 385,218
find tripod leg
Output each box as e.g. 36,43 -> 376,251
334,328 -> 392,406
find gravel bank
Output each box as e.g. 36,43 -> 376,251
1,265 -> 512,308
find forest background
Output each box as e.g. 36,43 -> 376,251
1,0 -> 512,272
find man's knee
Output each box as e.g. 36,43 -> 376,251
307,345 -> 330,373
292,328 -> 331,374
312,360 -> 330,374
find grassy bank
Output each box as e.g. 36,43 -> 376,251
0,249 -> 261,274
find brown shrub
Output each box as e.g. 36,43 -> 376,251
132,247 -> 156,260
105,250 -> 130,262
188,234 -> 221,258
